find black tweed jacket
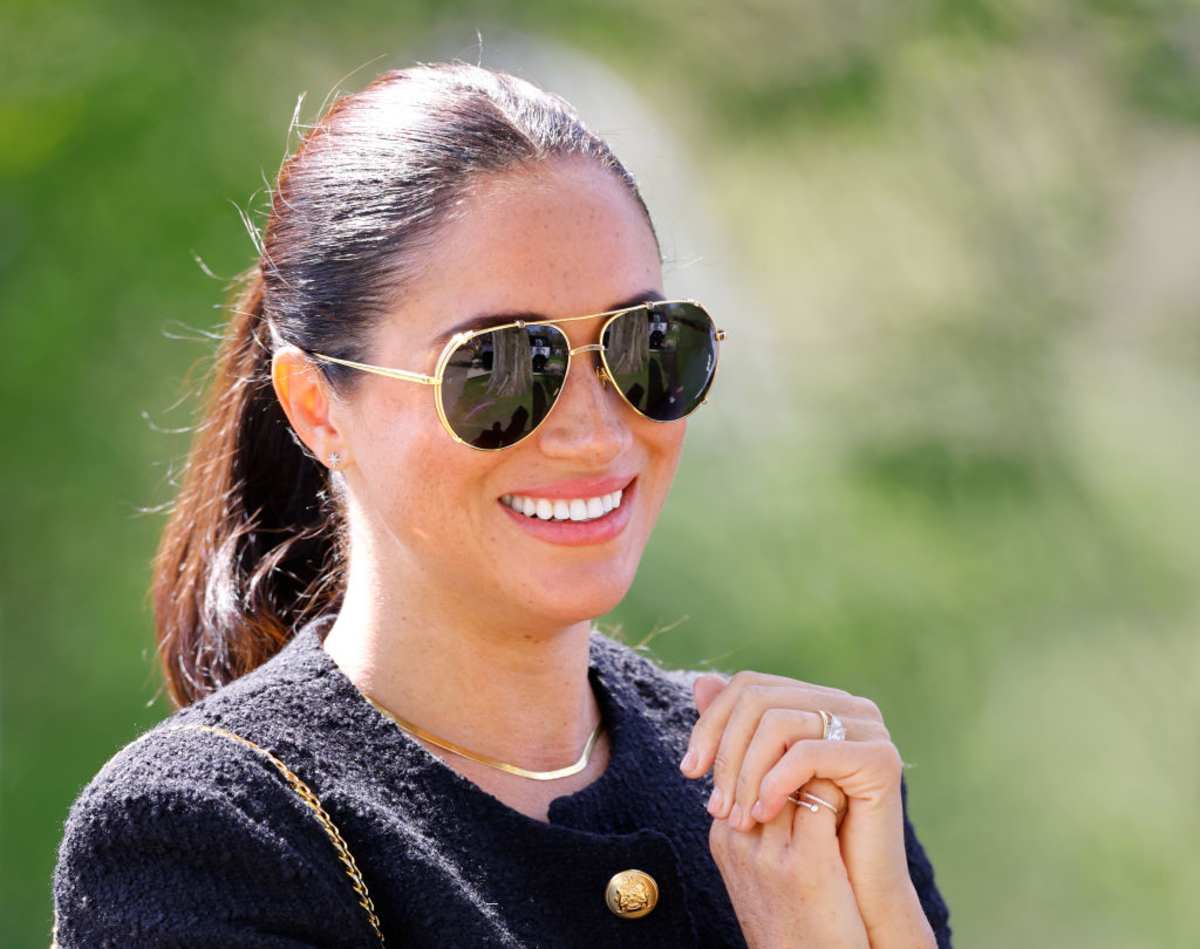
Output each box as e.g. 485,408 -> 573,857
51,615 -> 952,947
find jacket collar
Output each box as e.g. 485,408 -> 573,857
172,613 -> 705,837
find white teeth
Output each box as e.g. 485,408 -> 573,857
501,485 -> 629,523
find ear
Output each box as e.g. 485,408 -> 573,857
271,346 -> 347,464
692,672 -> 730,716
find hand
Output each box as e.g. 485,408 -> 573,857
708,760 -> 870,948
682,672 -> 936,948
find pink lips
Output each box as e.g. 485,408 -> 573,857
501,473 -> 635,501
498,476 -> 637,547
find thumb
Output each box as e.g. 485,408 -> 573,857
692,672 -> 730,715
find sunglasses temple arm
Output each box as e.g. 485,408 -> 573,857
310,352 -> 439,385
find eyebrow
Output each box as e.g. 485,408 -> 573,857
430,289 -> 667,350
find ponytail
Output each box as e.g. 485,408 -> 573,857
149,265 -> 346,709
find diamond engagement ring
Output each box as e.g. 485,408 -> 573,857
817,709 -> 846,742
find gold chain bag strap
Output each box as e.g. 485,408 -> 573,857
162,722 -> 386,945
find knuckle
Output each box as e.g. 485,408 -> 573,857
875,741 -> 904,777
858,696 -> 883,721
761,706 -> 791,733
710,818 -> 747,856
761,842 -> 794,875
745,682 -> 772,703
730,669 -> 758,690
708,824 -> 732,859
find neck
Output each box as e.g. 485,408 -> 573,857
321,566 -> 604,773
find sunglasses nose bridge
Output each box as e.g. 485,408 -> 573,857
567,341 -> 610,389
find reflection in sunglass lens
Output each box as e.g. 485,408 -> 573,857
440,325 -> 570,449
602,302 -> 718,421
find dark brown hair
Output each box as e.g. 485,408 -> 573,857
151,61 -> 661,708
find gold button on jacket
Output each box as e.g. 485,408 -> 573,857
604,869 -> 659,919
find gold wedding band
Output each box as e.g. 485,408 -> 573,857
816,708 -> 847,742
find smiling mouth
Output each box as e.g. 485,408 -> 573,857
500,477 -> 635,524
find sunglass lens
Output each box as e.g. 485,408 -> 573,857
439,326 -> 569,449
601,302 -> 719,421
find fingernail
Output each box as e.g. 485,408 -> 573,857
679,749 -> 697,774
707,787 -> 723,815
751,799 -> 765,821
729,803 -> 743,828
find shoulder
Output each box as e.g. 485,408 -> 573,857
52,695 -> 376,946
58,641 -> 321,838
55,621 -> 344,854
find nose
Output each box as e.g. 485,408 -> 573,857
534,345 -> 631,465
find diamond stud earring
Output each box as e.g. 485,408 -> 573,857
327,451 -> 342,470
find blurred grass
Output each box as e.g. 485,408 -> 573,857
4,1 -> 1199,946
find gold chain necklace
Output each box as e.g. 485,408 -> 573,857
362,693 -> 605,781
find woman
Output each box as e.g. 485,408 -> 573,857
51,62 -> 951,947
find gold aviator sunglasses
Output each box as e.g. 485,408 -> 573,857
307,298 -> 728,451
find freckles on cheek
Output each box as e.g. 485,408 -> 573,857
363,434 -> 435,527
361,387 -> 497,546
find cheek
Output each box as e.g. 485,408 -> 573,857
354,390 -> 471,532
369,443 -> 490,562
643,415 -> 687,467
631,416 -> 687,520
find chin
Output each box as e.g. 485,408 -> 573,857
525,572 -> 637,625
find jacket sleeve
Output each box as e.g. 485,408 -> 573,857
900,773 -> 953,948
51,729 -> 381,948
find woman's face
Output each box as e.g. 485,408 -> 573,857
331,158 -> 686,626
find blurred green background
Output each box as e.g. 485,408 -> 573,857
5,1 -> 1198,946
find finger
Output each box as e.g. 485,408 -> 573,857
783,777 -> 847,833
682,673 -> 884,781
791,781 -> 844,846
705,686 -> 810,822
787,779 -> 844,866
691,673 -> 730,716
752,739 -> 904,828
685,673 -> 774,781
722,707 -> 823,829
757,785 -> 798,852
707,705 -> 884,826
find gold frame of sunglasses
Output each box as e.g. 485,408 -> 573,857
306,298 -> 728,451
